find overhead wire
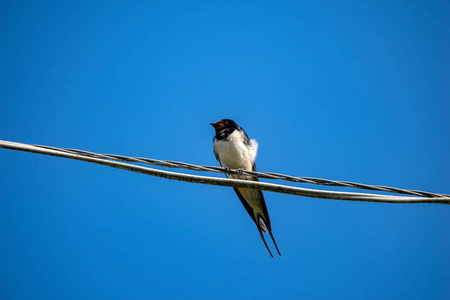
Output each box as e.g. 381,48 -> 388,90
1,139 -> 449,204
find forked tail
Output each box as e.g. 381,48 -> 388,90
258,227 -> 273,257
257,217 -> 281,257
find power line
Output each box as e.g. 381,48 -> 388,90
1,139 -> 449,204
35,145 -> 447,198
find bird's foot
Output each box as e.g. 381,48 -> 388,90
237,168 -> 244,178
225,167 -> 231,176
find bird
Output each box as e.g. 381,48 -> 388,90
210,119 -> 281,257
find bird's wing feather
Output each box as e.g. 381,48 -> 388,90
253,163 -> 281,256
255,196 -> 281,256
232,187 -> 256,224
241,128 -> 250,144
252,163 -> 271,232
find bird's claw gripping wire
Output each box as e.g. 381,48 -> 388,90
225,167 -> 231,176
224,167 -> 244,178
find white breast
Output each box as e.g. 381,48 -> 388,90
213,130 -> 259,171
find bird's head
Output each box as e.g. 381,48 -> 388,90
210,119 -> 239,133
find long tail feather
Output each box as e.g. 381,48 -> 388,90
258,227 -> 273,257
268,231 -> 281,256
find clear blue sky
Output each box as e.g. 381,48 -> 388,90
1,1 -> 449,299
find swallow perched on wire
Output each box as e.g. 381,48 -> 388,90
210,119 -> 281,257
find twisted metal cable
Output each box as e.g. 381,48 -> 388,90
33,144 -> 448,199
1,140 -> 449,204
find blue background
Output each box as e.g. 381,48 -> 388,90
1,1 -> 449,299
